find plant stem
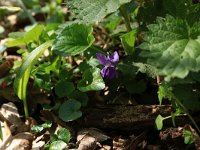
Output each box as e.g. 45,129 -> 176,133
17,0 -> 36,24
173,96 -> 200,134
119,6 -> 132,32
23,98 -> 29,118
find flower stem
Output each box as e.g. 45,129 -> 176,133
119,5 -> 132,32
17,0 -> 36,24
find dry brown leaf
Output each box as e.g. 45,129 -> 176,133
32,134 -> 45,150
0,102 -> 28,133
0,132 -> 33,150
77,135 -> 97,150
0,120 -> 12,147
77,128 -> 110,142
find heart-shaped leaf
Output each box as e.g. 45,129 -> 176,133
59,99 -> 82,122
49,140 -> 67,150
57,128 -> 71,144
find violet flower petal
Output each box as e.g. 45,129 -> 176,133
109,51 -> 119,65
101,66 -> 107,78
101,66 -> 118,79
96,53 -> 108,66
107,67 -> 118,79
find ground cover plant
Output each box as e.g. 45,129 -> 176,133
0,0 -> 200,149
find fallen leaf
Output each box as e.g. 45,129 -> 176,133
77,128 -> 110,142
0,132 -> 33,150
77,135 -> 96,150
0,102 -> 28,133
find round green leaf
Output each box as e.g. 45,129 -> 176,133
55,81 -> 75,97
57,128 -> 71,144
59,99 -> 82,122
31,122 -> 52,133
155,115 -> 164,130
0,25 -> 5,34
49,140 -> 67,150
52,24 -> 95,56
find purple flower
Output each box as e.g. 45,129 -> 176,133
96,51 -> 119,79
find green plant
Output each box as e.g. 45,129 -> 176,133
1,0 -> 200,143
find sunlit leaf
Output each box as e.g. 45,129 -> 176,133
49,140 -> 67,150
140,15 -> 200,80
155,114 -> 164,130
0,6 -> 21,12
52,23 -> 94,56
24,24 -> 44,44
14,41 -> 52,117
120,29 -> 137,55
57,128 -> 71,144
78,68 -> 105,92
31,122 -> 52,133
67,0 -> 131,24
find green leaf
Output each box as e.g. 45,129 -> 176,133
0,6 -> 21,12
58,99 -> 82,122
24,24 -> 44,44
140,15 -> 200,79
163,0 -> 200,25
69,90 -> 89,107
123,79 -> 146,94
52,23 -> 94,56
134,63 -> 157,78
49,140 -> 67,150
120,29 -> 137,55
163,0 -> 192,19
155,114 -> 164,130
183,130 -> 194,144
14,41 -> 52,117
57,128 -> 71,144
118,57 -> 138,77
157,84 -> 173,105
0,25 -> 5,34
103,12 -> 121,31
55,81 -> 75,98
5,38 -> 26,47
66,0 -> 131,24
31,122 -> 52,133
8,32 -> 25,38
77,68 -> 105,92
6,24 -> 44,47
173,84 -> 200,112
